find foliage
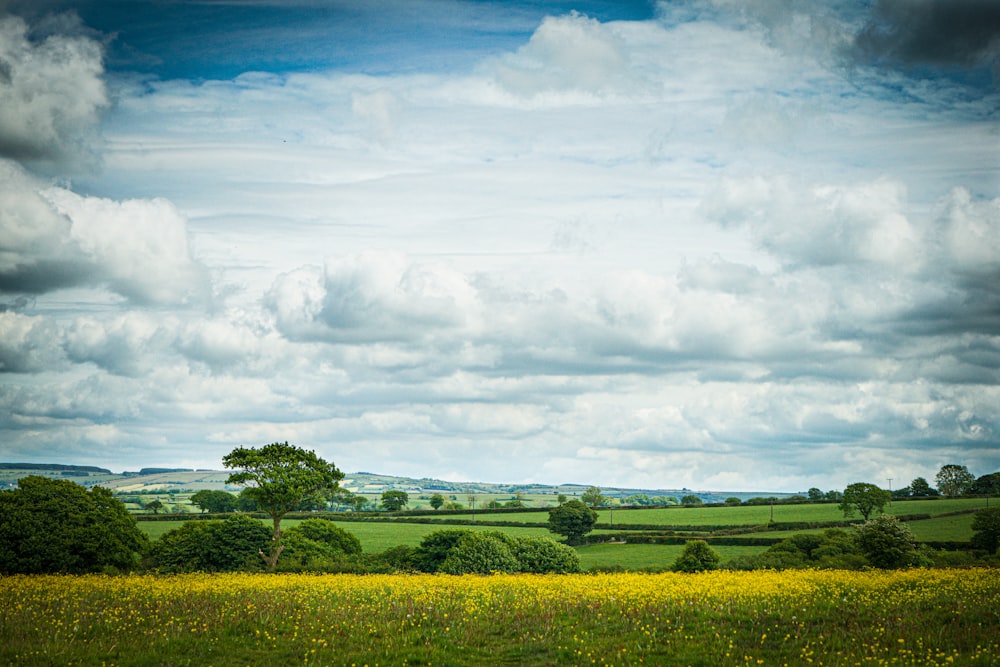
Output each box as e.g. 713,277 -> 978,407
580,486 -> 608,508
146,515 -> 271,573
547,500 -> 598,544
909,477 -> 938,497
439,532 -> 520,574
839,482 -> 891,520
855,515 -> 923,569
429,493 -> 445,510
290,518 -> 362,555
189,489 -> 237,513
381,489 -> 409,511
0,476 -> 148,574
724,497 -> 742,505
223,442 -> 344,569
681,495 -> 703,506
3,570 -> 998,666
807,488 -> 824,501
971,508 -> 1000,554
726,529 -> 865,571
935,464 -> 975,497
145,499 -> 164,514
971,472 -> 1000,496
413,529 -> 474,572
508,535 -> 581,574
672,540 -> 720,572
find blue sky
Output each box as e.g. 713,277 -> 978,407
1,0 -> 998,491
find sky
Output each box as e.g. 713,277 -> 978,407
0,0 -> 998,492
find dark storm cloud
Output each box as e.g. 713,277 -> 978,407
853,0 -> 1000,68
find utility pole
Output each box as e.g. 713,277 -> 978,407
887,479 -> 893,506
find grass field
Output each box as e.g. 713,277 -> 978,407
2,569 -> 996,666
437,497 -> 988,527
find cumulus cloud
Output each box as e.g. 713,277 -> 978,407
0,14 -> 106,167
266,252 -> 478,344
42,188 -> 211,306
703,175 -> 921,270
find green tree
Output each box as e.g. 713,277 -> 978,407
350,495 -> 369,512
839,483 -> 891,520
547,500 -> 597,544
672,540 -> 720,572
971,472 -> 1000,497
145,499 -> 164,514
908,477 -> 937,497
223,442 -> 344,570
854,515 -> 922,569
509,536 -> 581,573
0,476 -> 148,574
380,490 -> 409,511
190,489 -> 237,513
724,497 -> 742,505
681,494 -> 703,506
556,493 -> 568,505
580,486 -> 607,508
429,493 -> 445,510
971,507 -> 1000,554
807,487 -> 824,501
935,464 -> 975,497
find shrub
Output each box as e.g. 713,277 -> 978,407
147,515 -> 270,572
289,518 -> 362,555
971,507 -> 1000,554
672,540 -> 720,572
855,515 -> 923,569
439,532 -> 519,575
509,536 -> 581,573
413,529 -> 474,572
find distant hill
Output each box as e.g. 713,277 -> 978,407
0,462 -> 111,473
0,463 -> 795,501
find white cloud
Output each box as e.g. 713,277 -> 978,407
41,187 -> 211,306
0,15 -> 107,166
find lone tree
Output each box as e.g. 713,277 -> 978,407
580,486 -> 607,508
935,464 -> 975,497
908,477 -> 938,497
547,499 -> 598,544
971,507 -> 1000,554
839,482 -> 891,520
380,490 -> 409,511
223,442 -> 344,570
145,499 -> 164,514
429,493 -> 445,510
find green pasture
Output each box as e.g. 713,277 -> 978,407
411,497 -> 987,527
575,543 -> 767,571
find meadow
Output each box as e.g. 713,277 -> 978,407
1,569 -> 996,666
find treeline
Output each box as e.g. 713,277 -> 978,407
0,462 -> 110,473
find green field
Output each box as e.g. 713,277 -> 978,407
2,570 -> 997,666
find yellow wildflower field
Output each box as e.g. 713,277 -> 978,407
1,568 -> 997,666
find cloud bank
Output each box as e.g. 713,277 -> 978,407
0,2 -> 997,491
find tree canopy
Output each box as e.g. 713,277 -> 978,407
380,490 -> 409,511
547,500 -> 598,544
839,482 -> 891,520
0,476 -> 148,574
223,442 -> 344,569
580,486 -> 607,508
971,507 -> 1000,554
190,489 -> 237,513
935,464 -> 975,497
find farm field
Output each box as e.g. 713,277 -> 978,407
443,497 -> 988,527
2,569 -> 996,666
